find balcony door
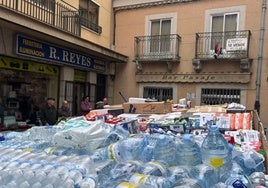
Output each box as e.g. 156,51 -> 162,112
149,19 -> 171,58
211,13 -> 238,51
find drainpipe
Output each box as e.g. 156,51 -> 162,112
255,0 -> 266,114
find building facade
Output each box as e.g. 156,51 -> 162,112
0,0 -> 127,123
112,0 -> 268,126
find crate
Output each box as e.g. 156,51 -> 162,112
122,102 -> 172,114
252,110 -> 268,173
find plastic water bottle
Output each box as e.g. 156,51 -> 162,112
221,162 -> 254,188
111,136 -> 145,162
90,136 -> 145,163
110,160 -> 143,180
172,178 -> 204,188
142,161 -> 170,177
201,125 -> 230,181
151,134 -> 177,166
129,173 -> 172,188
79,176 -> 97,188
176,134 -> 202,166
90,145 -> 113,163
168,166 -> 190,185
189,164 -> 216,188
249,172 -> 267,187
233,150 -> 265,176
68,168 -> 83,183
103,160 -> 143,187
139,135 -> 157,163
95,160 -> 116,187
97,131 -> 124,149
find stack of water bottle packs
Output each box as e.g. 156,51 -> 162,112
0,116 -> 267,188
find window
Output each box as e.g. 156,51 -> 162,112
150,19 -> 171,53
211,13 -> 238,50
30,0 -> 55,10
79,0 -> 99,31
145,13 -> 177,58
143,87 -> 173,101
201,88 -> 240,105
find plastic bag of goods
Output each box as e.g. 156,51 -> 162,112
53,119 -> 110,151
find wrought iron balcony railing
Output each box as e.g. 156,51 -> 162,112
79,9 -> 102,34
195,30 -> 251,60
0,0 -> 102,36
134,34 -> 181,62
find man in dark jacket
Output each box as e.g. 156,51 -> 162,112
40,97 -> 57,125
58,100 -> 71,119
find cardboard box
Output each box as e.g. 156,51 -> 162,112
122,102 -> 172,114
187,105 -> 227,113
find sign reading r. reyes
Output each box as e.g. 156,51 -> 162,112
16,35 -> 105,72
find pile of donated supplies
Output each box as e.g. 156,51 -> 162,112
0,115 -> 267,188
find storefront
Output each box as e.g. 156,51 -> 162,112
0,54 -> 59,124
0,31 -> 122,126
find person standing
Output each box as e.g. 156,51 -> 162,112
80,96 -> 92,115
58,100 -> 71,119
40,97 -> 57,126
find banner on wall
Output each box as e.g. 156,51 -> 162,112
16,35 -> 106,72
0,55 -> 59,76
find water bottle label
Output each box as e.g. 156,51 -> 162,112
117,182 -> 137,188
147,161 -> 167,175
210,157 -> 223,168
129,173 -> 149,185
108,143 -> 117,160
232,180 -> 248,188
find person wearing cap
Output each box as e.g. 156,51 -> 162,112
40,97 -> 57,126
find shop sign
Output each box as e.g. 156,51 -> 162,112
16,35 -> 105,72
74,69 -> 86,82
135,72 -> 251,83
226,38 -> 247,51
0,55 -> 59,76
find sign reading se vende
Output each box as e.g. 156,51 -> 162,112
226,38 -> 248,51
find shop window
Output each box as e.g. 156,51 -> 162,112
143,87 -> 173,101
201,88 -> 240,105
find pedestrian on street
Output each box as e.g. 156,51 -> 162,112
40,97 -> 57,126
58,100 -> 71,120
80,96 -> 92,115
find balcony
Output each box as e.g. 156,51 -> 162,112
0,0 -> 102,36
193,30 -> 252,72
134,34 -> 181,71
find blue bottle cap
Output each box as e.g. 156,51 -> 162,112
210,125 -> 218,131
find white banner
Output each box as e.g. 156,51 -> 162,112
226,38 -> 248,51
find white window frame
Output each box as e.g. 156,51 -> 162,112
205,6 -> 245,32
210,12 -> 239,33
